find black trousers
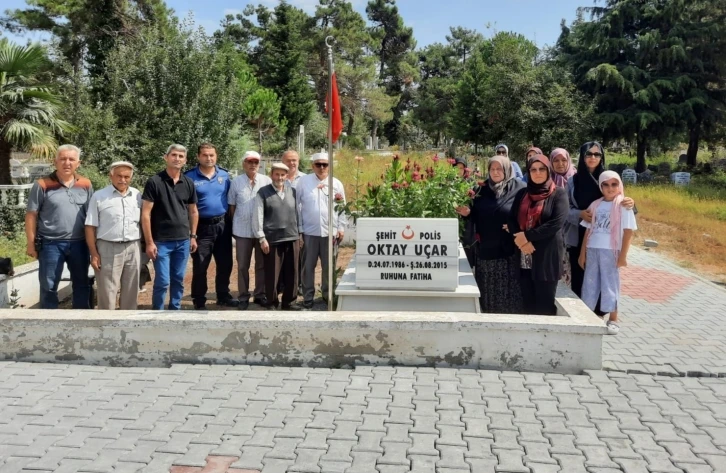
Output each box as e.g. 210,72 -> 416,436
191,215 -> 234,305
264,240 -> 300,307
519,269 -> 558,315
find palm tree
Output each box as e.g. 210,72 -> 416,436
0,39 -> 72,184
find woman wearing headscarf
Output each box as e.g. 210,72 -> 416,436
508,154 -> 568,315
522,147 -> 544,183
494,144 -> 525,181
550,148 -> 577,286
565,142 -> 634,299
456,156 -> 525,313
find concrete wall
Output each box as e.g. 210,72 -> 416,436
0,261 -> 72,309
0,289 -> 605,373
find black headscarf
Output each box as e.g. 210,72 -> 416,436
573,141 -> 606,210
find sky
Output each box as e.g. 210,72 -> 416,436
2,0 -> 595,50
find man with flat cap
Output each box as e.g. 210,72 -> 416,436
252,162 -> 302,310
85,161 -> 143,309
228,150 -> 271,310
296,152 -> 347,310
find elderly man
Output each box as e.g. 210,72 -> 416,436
85,161 -> 142,310
228,151 -> 271,310
25,144 -> 94,309
253,163 -> 302,310
141,144 -> 199,310
282,150 -> 306,188
296,152 -> 347,310
184,143 -> 237,310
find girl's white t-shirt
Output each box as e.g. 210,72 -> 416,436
581,201 -> 637,250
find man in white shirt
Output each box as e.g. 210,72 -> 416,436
85,161 -> 142,309
282,150 -> 306,188
228,151 -> 272,310
296,152 -> 347,310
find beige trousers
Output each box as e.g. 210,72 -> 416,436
95,240 -> 141,310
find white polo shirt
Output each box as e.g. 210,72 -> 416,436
85,185 -> 142,242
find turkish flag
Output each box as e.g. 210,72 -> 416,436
326,73 -> 343,143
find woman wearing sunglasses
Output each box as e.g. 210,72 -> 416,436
565,142 -> 634,302
508,155 -> 568,315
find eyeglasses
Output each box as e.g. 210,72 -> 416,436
585,152 -> 603,158
601,182 -> 620,188
245,160 -> 260,164
529,167 -> 548,173
314,163 -> 329,168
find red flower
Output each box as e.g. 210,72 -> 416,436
393,154 -> 400,161
401,181 -> 409,188
404,164 -> 410,172
392,183 -> 401,190
432,155 -> 440,162
334,193 -> 343,202
467,189 -> 476,198
412,171 -> 422,182
414,163 -> 422,172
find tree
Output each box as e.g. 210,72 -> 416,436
243,88 -> 284,156
0,39 -> 72,184
68,24 -> 255,178
366,0 -> 416,145
1,0 -> 170,80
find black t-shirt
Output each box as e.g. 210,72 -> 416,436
142,170 -> 198,241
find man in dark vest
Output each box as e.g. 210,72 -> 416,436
252,163 -> 302,310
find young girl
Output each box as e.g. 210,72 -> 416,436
578,171 -> 637,335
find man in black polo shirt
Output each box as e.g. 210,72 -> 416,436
141,144 -> 199,310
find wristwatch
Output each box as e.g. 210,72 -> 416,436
190,234 -> 198,239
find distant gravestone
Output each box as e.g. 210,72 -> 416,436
658,162 -> 672,176
622,169 -> 637,185
678,153 -> 688,164
671,172 -> 691,186
638,169 -> 655,183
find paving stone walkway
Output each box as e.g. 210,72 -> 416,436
1,363 -> 726,473
608,248 -> 726,378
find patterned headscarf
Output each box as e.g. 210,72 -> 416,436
549,148 -> 576,188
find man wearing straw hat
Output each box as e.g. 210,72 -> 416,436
295,152 -> 347,310
85,161 -> 142,309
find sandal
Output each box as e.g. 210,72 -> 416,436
606,321 -> 620,335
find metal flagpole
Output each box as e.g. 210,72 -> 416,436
326,36 -> 335,312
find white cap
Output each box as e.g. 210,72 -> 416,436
311,152 -> 329,162
109,161 -> 135,172
271,162 -> 289,172
243,151 -> 261,161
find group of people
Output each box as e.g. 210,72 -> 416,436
25,144 -> 346,311
457,142 -> 637,334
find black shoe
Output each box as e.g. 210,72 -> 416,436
238,300 -> 249,311
253,296 -> 268,306
193,302 -> 206,310
217,298 -> 239,308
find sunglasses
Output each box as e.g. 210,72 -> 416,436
314,163 -> 329,168
585,152 -> 603,158
245,160 -> 260,164
601,182 -> 620,188
529,166 -> 548,173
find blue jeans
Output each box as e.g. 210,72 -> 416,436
38,239 -> 91,309
152,239 -> 190,310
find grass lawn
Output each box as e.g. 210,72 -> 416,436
0,233 -> 33,268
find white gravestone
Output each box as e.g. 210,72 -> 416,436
621,169 -> 637,185
355,217 -> 460,291
671,172 -> 691,186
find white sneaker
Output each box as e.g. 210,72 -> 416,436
606,321 -> 620,335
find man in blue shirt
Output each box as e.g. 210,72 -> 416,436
184,143 -> 238,309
